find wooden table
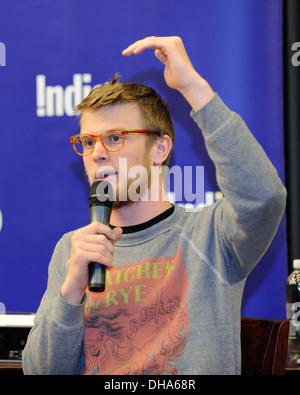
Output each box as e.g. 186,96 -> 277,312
286,357 -> 300,374
0,361 -> 23,375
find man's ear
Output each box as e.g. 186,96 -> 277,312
152,134 -> 173,165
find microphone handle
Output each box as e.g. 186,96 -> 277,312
88,205 -> 112,292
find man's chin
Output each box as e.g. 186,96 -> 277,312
112,187 -> 149,209
112,199 -> 134,209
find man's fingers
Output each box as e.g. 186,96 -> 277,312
77,234 -> 115,254
80,222 -> 117,241
111,226 -> 123,244
122,36 -> 168,56
154,49 -> 168,65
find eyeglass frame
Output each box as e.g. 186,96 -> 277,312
69,129 -> 161,156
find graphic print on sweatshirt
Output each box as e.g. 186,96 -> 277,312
82,247 -> 189,375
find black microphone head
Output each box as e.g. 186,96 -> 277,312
89,180 -> 114,208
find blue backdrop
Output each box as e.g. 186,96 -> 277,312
0,0 -> 287,318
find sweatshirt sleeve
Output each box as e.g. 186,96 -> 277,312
190,94 -> 287,282
22,232 -> 85,375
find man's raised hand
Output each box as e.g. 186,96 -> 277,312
122,36 -> 215,111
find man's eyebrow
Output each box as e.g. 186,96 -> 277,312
80,128 -> 127,135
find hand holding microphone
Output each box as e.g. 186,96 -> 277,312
88,180 -> 114,292
60,181 -> 122,304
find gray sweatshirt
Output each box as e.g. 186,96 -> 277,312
22,94 -> 286,375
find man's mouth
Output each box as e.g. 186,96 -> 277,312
95,168 -> 118,181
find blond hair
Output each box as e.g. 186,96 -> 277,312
74,74 -> 174,165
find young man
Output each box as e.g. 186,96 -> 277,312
23,36 -> 286,375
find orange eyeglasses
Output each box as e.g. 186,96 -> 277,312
70,129 -> 160,156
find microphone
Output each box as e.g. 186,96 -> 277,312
88,180 -> 114,292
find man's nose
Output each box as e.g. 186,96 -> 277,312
92,140 -> 110,160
